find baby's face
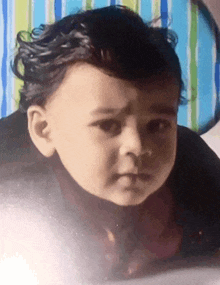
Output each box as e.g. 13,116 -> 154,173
44,63 -> 179,206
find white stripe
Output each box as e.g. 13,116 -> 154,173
45,0 -> 48,23
168,0 -> 172,27
82,0 -> 86,10
62,0 -> 66,17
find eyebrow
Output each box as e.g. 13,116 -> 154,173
91,104 -> 177,117
149,104 -> 177,117
91,105 -> 130,116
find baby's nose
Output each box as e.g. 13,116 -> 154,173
119,124 -> 149,159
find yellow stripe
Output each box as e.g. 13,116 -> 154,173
153,0 -> 160,18
135,0 -> 140,14
14,0 -> 32,109
46,0 -> 55,24
121,0 -> 136,12
151,0 -> 161,26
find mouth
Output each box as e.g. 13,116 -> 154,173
116,173 -> 152,188
118,173 -> 152,181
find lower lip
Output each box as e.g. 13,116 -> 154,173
117,174 -> 152,188
117,175 -> 135,187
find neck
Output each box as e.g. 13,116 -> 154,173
136,185 -> 176,241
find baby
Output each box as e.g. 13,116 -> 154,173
16,5 -> 182,206
0,5 -> 220,284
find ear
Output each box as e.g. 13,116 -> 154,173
27,105 -> 55,157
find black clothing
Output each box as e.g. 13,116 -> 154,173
0,111 -> 220,283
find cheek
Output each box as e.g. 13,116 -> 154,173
104,146 -> 118,170
153,134 -> 177,169
52,126 -> 118,176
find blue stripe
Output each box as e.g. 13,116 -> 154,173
197,5 -> 214,129
34,0 -> 45,27
55,0 -> 62,21
6,0 -> 14,115
161,0 -> 168,28
66,0 -> 82,15
94,0 -> 108,8
215,57 -> 220,95
140,0 -> 152,21
215,59 -> 220,120
1,0 -> 7,117
172,0 -> 189,127
110,0 -> 116,5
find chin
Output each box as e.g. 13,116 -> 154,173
109,193 -> 147,207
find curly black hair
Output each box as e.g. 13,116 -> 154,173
12,5 -> 185,112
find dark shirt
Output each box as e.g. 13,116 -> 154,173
0,110 -> 220,283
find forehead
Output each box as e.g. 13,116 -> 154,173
46,63 -> 179,116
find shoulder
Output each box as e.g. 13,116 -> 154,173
0,110 -> 28,148
171,126 -> 220,222
0,111 -> 58,203
176,125 -> 220,182
176,125 -> 220,178
0,111 -> 44,165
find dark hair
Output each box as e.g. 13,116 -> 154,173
12,5 -> 185,112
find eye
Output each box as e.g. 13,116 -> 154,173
96,119 -> 122,135
146,119 -> 171,134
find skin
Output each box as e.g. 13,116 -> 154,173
28,63 -> 180,206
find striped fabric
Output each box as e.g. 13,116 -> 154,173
0,0 -> 219,132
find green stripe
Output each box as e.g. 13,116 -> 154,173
28,0 -> 32,33
190,2 -> 198,131
86,0 -> 93,10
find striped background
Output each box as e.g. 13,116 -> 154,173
0,0 -> 219,132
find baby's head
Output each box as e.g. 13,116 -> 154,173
13,5 -> 183,206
